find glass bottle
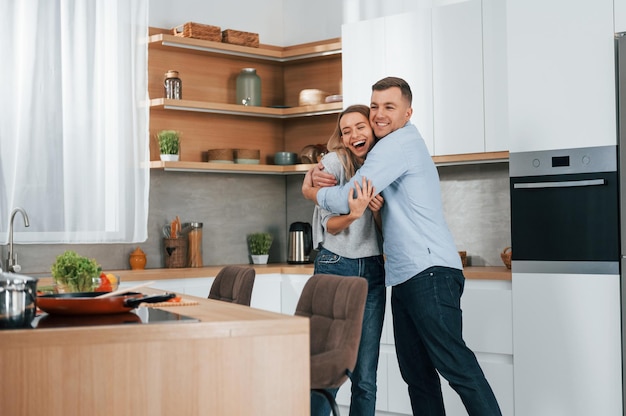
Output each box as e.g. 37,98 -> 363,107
236,68 -> 261,106
188,222 -> 203,267
164,70 -> 182,99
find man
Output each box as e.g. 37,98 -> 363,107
302,77 -> 502,416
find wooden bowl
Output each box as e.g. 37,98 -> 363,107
501,247 -> 512,269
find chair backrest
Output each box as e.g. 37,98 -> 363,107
208,266 -> 256,306
295,274 -> 368,389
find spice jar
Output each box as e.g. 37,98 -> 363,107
129,247 -> 147,270
164,70 -> 182,99
188,222 -> 203,268
236,68 -> 261,106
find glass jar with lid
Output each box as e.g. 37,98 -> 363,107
164,70 -> 182,99
187,222 -> 203,267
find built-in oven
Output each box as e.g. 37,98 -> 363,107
510,145 -> 624,415
510,145 -> 620,274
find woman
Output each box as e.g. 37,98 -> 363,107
311,104 -> 385,416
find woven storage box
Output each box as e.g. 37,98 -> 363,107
207,148 -> 234,163
235,149 -> 260,159
222,29 -> 259,48
164,237 -> 188,268
172,22 -> 221,42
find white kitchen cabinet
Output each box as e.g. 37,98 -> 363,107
280,273 -> 313,315
341,16 -> 386,108
617,0 -> 626,32
342,1 -> 500,157
335,347 -> 390,412
386,348 -> 413,414
482,0 -> 509,152
512,272 -> 622,416
432,0 -> 484,156
342,10 -> 435,154
250,273 -> 282,312
507,0 -> 616,152
383,279 -> 514,416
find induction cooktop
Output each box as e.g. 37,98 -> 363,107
26,307 -> 199,329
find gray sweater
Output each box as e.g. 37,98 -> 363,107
312,152 -> 382,259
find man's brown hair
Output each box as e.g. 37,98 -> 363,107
372,77 -> 413,106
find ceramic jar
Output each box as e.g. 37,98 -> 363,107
236,68 -> 261,106
129,247 -> 147,270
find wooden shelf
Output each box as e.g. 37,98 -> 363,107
149,151 -> 510,175
150,98 -> 343,119
149,160 -> 316,175
432,151 -> 509,166
149,33 -> 342,62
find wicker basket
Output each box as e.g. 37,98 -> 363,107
235,149 -> 260,160
171,22 -> 222,42
164,237 -> 188,268
458,251 -> 468,268
222,29 -> 259,48
207,148 -> 234,163
501,246 -> 512,269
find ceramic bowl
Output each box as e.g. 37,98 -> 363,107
274,152 -> 298,165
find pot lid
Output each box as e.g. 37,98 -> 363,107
0,270 -> 38,283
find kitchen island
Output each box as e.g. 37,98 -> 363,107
1,294 -> 310,415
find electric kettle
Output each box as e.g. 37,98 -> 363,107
287,222 -> 313,264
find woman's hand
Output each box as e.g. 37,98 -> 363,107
348,177 -> 375,219
368,194 -> 384,212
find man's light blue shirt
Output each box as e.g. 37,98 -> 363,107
316,121 -> 462,286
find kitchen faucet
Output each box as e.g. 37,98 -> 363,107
5,207 -> 30,273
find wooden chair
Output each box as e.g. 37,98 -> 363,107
295,274 -> 368,416
207,266 -> 256,306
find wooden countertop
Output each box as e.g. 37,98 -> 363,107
35,264 -> 511,286
2,294 -> 310,415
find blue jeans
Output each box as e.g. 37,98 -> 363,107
310,247 -> 386,416
391,266 -> 502,416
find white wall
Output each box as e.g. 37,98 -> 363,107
148,0 -> 342,46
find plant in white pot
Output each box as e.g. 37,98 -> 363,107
157,130 -> 181,161
248,232 -> 273,264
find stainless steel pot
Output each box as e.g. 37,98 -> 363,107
0,271 -> 38,328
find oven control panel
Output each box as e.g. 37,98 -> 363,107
510,145 -> 617,177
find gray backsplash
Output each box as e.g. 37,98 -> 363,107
7,163 -> 510,274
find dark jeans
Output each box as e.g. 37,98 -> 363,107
391,266 -> 502,416
310,247 -> 386,416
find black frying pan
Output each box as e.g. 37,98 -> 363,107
37,292 -> 175,315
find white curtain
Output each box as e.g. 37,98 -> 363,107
0,0 -> 150,243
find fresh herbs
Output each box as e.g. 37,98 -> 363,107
51,250 -> 102,292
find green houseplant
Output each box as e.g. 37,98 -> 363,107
248,232 -> 273,264
157,130 -> 181,161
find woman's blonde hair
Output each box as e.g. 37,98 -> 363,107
326,104 -> 371,180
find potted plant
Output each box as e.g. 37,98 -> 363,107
248,232 -> 273,264
157,130 -> 181,161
